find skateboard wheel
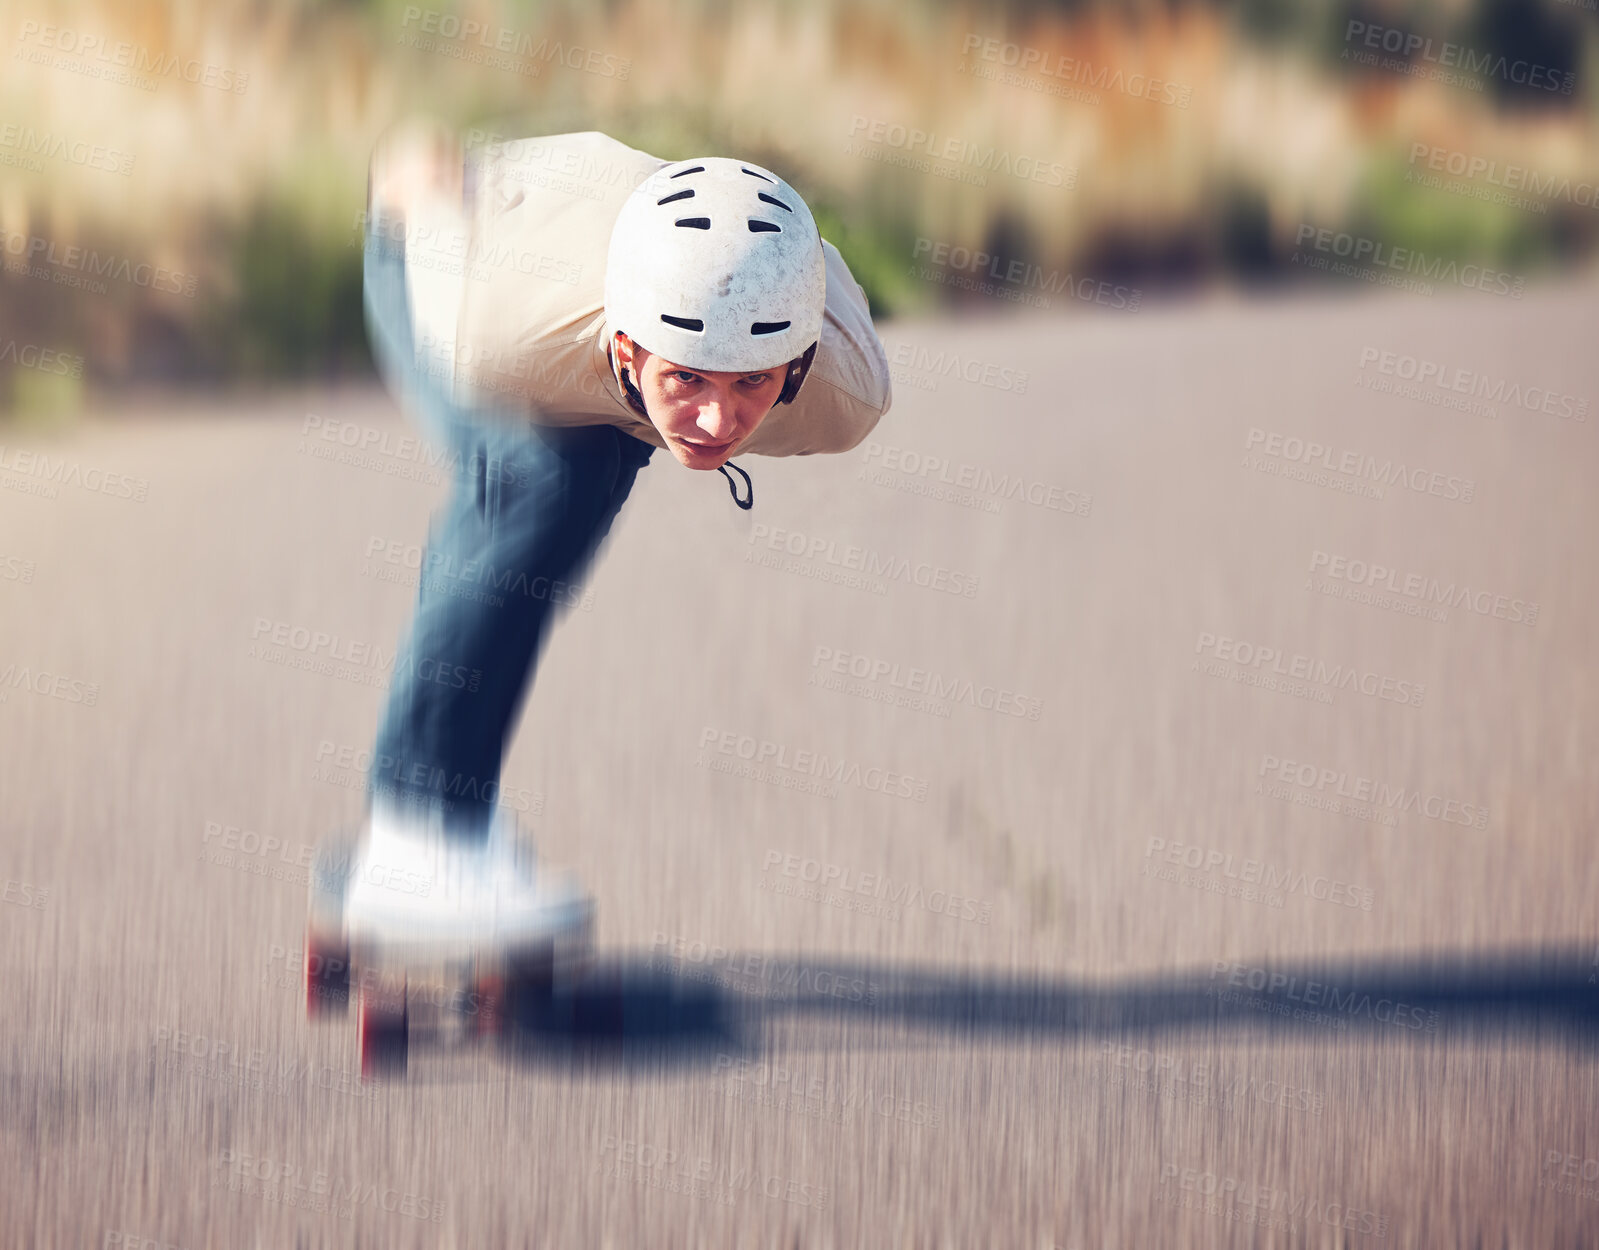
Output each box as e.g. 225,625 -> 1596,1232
358,979 -> 408,1078
470,971 -> 508,1037
304,930 -> 350,1018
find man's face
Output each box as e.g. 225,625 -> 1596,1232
615,334 -> 786,469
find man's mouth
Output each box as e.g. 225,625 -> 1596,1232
677,436 -> 735,456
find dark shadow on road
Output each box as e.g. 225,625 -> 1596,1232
495,942 -> 1599,1072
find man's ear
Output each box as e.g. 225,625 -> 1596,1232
609,332 -> 634,386
611,332 -> 652,419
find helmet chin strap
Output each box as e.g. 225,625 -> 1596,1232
718,461 -> 753,510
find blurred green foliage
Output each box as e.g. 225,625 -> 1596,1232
1,0 -> 1596,403
222,200 -> 370,379
1355,147 -> 1552,274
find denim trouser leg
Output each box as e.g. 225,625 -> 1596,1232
361,220 -> 653,838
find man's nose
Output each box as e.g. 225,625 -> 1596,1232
697,394 -> 738,437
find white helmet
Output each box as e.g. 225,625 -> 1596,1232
604,156 -> 826,377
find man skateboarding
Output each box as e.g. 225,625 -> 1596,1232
338,123 -> 893,961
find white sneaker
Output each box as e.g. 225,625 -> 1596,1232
344,803 -> 591,958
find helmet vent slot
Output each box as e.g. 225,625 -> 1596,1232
741,167 -> 774,182
757,192 -> 793,212
657,189 -> 695,205
748,219 -> 780,233
669,165 -> 705,179
661,314 -> 705,332
675,217 -> 712,229
750,320 -> 790,335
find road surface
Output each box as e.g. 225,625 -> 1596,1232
3,280 -> 1597,1247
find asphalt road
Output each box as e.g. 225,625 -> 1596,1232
3,280 -> 1598,1248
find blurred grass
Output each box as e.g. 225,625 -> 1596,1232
1,0 -> 1597,406
1355,144 -> 1553,275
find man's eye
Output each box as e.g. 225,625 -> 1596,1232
671,370 -> 699,384
741,374 -> 770,387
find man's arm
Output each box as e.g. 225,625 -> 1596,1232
367,118 -> 464,228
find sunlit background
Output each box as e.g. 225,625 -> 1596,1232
3,0 -> 1597,410
6,4 -> 1599,1247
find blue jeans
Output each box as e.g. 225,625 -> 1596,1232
361,220 -> 654,838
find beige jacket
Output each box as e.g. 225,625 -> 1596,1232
405,130 -> 891,456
